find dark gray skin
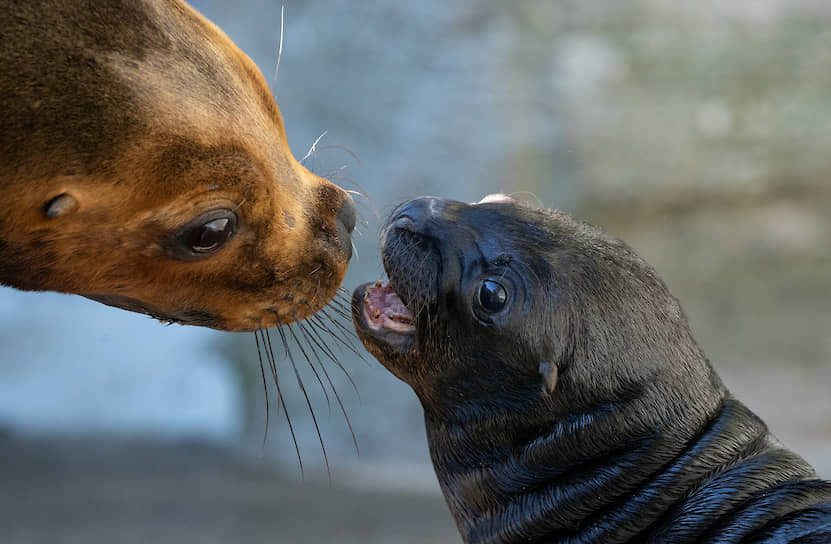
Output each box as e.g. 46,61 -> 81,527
352,196 -> 831,544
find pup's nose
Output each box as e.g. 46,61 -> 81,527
389,197 -> 448,233
336,196 -> 357,259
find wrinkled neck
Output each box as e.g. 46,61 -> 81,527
423,372 -> 733,544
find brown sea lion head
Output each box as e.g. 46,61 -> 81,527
0,0 -> 355,331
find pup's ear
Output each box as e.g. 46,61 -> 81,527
539,362 -> 558,394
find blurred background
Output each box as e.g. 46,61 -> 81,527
2,1 -> 830,542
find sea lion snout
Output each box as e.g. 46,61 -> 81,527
388,196 -> 443,225
383,196 -> 451,246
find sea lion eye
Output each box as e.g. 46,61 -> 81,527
180,210 -> 237,254
476,279 -> 508,313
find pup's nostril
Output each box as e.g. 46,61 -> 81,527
389,197 -> 444,233
392,214 -> 416,231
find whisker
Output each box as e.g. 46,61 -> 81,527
305,312 -> 362,397
322,300 -> 353,321
508,190 -> 544,208
301,130 -> 328,165
287,318 -> 331,415
326,305 -> 362,337
264,327 -> 304,480
271,5 -> 285,86
274,315 -> 332,484
294,316 -> 360,456
305,300 -> 358,349
330,285 -> 351,306
300,309 -> 341,361
260,328 -> 279,418
335,286 -> 355,302
254,327 -> 270,452
321,292 -> 356,322
330,176 -> 378,221
318,144 -> 360,164
319,308 -> 365,359
330,288 -> 351,304
322,165 -> 351,181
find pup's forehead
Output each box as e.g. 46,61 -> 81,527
465,198 -> 558,234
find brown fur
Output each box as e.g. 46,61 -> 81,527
0,0 -> 355,331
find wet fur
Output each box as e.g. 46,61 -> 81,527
354,197 -> 831,543
0,0 -> 354,331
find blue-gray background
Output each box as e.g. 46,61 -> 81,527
2,1 -> 830,542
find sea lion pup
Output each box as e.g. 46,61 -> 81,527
0,0 -> 355,331
352,196 -> 831,543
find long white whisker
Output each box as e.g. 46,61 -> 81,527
272,5 -> 285,86
301,130 -> 328,165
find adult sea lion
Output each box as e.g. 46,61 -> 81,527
353,195 -> 831,543
0,0 -> 355,331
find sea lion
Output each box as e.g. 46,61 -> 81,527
352,195 -> 831,543
0,0 -> 355,331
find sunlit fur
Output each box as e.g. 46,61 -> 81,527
0,0 -> 354,331
356,197 -> 831,543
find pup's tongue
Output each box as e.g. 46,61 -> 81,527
362,281 -> 415,334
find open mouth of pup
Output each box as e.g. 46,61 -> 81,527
352,280 -> 416,352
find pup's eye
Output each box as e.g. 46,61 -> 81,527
476,279 -> 508,313
180,211 -> 237,254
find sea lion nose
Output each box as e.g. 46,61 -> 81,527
390,197 -> 447,233
336,196 -> 357,258
337,196 -> 357,234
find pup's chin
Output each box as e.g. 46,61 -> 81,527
351,281 -> 415,360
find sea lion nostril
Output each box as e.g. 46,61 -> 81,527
334,197 -> 356,260
337,197 -> 357,234
392,214 -> 416,231
389,196 -> 447,233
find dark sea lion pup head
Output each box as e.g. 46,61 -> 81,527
353,195 -> 722,422
354,196 -> 831,544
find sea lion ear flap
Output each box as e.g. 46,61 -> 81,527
539,362 -> 558,394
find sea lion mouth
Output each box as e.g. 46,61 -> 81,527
352,279 -> 416,355
362,280 -> 415,333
